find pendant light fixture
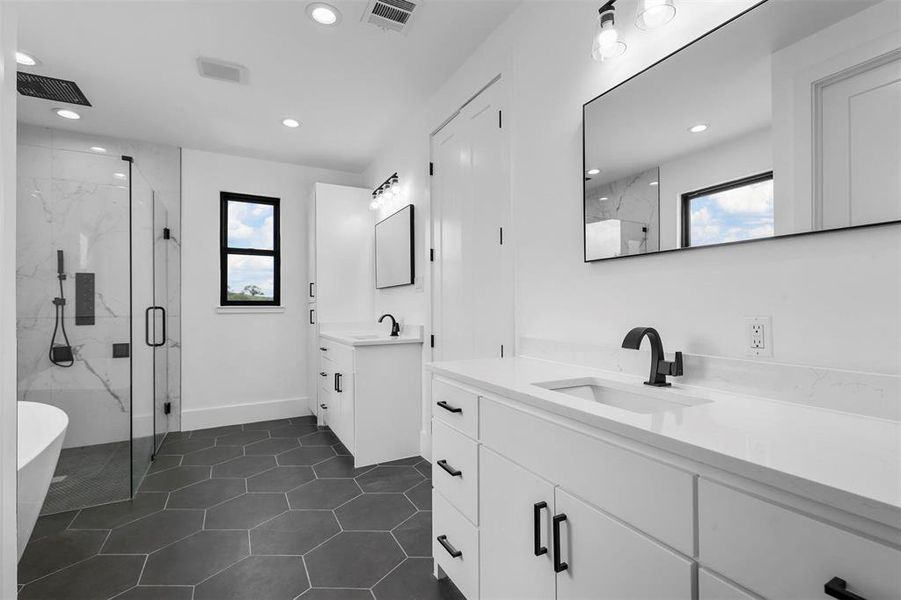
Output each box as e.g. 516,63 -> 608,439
635,0 -> 676,30
592,0 -> 626,62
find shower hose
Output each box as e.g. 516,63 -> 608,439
49,252 -> 74,368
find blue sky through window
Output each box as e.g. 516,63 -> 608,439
226,201 -> 275,300
688,178 -> 774,247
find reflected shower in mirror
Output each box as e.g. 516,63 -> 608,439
583,0 -> 900,262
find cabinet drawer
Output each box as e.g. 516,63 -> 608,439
432,419 -> 478,525
480,397 -> 695,555
432,378 -> 478,439
434,491 -> 479,600
699,479 -> 901,600
699,569 -> 760,600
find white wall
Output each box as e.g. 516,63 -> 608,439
0,4 -> 17,595
366,0 -> 901,388
180,149 -> 362,430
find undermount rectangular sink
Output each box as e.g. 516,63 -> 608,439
533,377 -> 712,414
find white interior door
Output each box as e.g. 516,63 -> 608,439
431,79 -> 513,362
819,52 -> 901,229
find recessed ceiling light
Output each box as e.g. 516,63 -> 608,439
54,108 -> 81,120
15,51 -> 40,67
688,123 -> 709,133
307,2 -> 341,26
282,118 -> 301,128
90,146 -> 107,154
587,169 -> 601,176
649,181 -> 659,186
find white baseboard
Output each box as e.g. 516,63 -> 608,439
181,396 -> 310,431
419,429 -> 432,462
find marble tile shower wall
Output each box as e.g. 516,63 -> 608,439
16,124 -> 181,447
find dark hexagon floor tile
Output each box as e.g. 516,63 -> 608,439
415,460 -> 431,479
287,478 -> 362,510
195,555 -> 309,600
269,422 -> 319,438
291,415 -> 318,426
306,532 -> 404,588
335,494 -> 416,531
332,442 -> 352,456
19,555 -> 144,600
205,493 -> 288,530
101,509 -> 204,554
158,438 -> 215,456
405,481 -> 432,511
380,456 -> 423,466
300,430 -> 340,446
356,466 -> 424,493
277,445 -> 336,466
167,478 -> 246,509
299,590 -> 373,600
181,445 -> 243,466
189,424 -> 243,440
250,510 -> 340,556
215,430 -> 269,446
28,510 -> 77,542
113,586 -> 194,600
141,530 -> 249,585
372,557 -> 465,600
211,455 -> 276,478
247,466 -> 315,492
244,437 -> 300,455
147,454 -> 182,474
314,455 -> 374,478
243,418 -> 294,431
393,512 -> 432,557
18,529 -> 107,584
139,466 -> 210,492
70,493 -> 168,529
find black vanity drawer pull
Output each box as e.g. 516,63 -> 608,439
437,535 -> 462,559
309,282 -> 315,298
437,459 -> 462,477
320,347 -> 328,352
320,404 -> 328,410
552,513 -> 568,573
825,577 -> 867,600
320,372 -> 327,377
436,400 -> 462,414
309,309 -> 315,325
533,501 -> 548,556
334,373 -> 343,393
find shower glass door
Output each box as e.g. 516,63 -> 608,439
152,196 -> 169,451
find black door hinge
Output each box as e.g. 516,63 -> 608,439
163,227 -> 171,240
501,344 -> 505,358
164,402 -> 172,415
499,227 -> 504,245
429,162 -> 434,176
499,110 -> 503,129
430,249 -> 435,262
430,335 -> 435,348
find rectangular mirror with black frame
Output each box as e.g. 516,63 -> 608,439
375,204 -> 415,289
583,0 -> 900,262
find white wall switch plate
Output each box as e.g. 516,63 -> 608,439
745,316 -> 773,358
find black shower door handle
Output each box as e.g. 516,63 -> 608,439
145,306 -> 166,348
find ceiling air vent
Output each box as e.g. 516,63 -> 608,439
197,57 -> 249,84
17,73 -> 91,106
363,0 -> 421,34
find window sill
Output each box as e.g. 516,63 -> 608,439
216,306 -> 286,314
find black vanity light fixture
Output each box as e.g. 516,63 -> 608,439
370,173 -> 400,211
592,0 -> 626,62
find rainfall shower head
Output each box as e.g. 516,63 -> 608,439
17,72 -> 92,106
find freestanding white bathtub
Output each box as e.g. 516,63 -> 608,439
17,401 -> 68,560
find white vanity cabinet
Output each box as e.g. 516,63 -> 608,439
429,373 -> 901,600
319,336 -> 421,467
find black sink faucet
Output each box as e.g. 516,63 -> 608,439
378,314 -> 400,337
621,327 -> 683,387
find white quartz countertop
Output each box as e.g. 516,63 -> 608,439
427,357 -> 901,529
320,330 -> 423,347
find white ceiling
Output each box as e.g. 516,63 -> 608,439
15,0 -> 521,173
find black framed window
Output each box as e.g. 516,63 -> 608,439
220,192 -> 281,306
681,171 -> 775,248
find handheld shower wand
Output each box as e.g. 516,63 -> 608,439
49,250 -> 74,367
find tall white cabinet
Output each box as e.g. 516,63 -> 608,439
306,183 -> 373,419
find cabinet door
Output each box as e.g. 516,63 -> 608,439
479,447 -> 555,600
555,488 -> 693,600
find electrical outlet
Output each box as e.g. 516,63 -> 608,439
745,316 -> 773,358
